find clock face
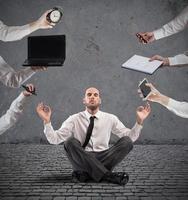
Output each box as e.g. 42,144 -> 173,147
50,10 -> 61,23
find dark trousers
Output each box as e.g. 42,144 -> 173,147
64,136 -> 133,182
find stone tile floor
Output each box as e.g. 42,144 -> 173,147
0,144 -> 187,200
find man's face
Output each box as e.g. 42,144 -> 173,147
83,87 -> 101,110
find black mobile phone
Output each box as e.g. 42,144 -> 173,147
138,78 -> 151,100
136,33 -> 148,44
22,85 -> 37,96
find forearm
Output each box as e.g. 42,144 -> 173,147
0,22 -> 31,41
127,123 -> 143,142
44,123 -> 66,145
1,68 -> 35,88
0,56 -> 36,88
168,53 -> 188,66
29,21 -> 41,33
0,93 -> 26,135
153,6 -> 188,40
155,94 -> 170,106
165,98 -> 188,118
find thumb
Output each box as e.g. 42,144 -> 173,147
149,56 -> 156,62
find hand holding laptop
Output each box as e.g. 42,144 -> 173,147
31,66 -> 47,71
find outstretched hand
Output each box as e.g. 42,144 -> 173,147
136,32 -> 155,44
149,55 -> 169,66
36,10 -> 56,29
22,83 -> 35,97
36,102 -> 52,124
136,102 -> 151,125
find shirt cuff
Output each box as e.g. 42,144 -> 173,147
166,98 -> 177,109
44,122 -> 52,132
135,122 -> 143,130
153,29 -> 164,40
16,92 -> 27,104
24,67 -> 36,76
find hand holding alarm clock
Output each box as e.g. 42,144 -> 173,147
46,7 -> 63,23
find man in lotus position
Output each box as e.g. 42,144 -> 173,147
36,87 -> 151,185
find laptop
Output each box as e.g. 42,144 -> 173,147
23,35 -> 66,66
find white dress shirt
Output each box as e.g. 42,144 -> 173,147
0,93 -> 27,135
0,56 -> 35,88
153,6 -> 188,66
44,110 -> 143,152
0,20 -> 35,88
0,20 -> 31,42
165,98 -> 188,118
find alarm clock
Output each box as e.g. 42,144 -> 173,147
46,7 -> 63,23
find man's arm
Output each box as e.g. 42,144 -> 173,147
0,56 -> 47,88
0,10 -> 54,42
144,83 -> 188,118
154,6 -> 188,40
168,53 -> 188,66
36,103 -> 73,144
0,84 -> 35,135
112,103 -> 151,142
165,98 -> 188,118
137,6 -> 188,44
111,116 -> 143,143
149,52 -> 188,67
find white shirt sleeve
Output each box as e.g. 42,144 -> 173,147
0,56 -> 35,88
112,116 -> 143,142
0,20 -> 31,42
165,98 -> 188,118
153,6 -> 188,40
0,93 -> 27,135
44,116 -> 74,145
168,53 -> 188,66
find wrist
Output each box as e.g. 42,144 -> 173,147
158,94 -> 169,106
44,119 -> 50,124
29,20 -> 40,32
136,117 -> 143,125
164,58 -> 170,66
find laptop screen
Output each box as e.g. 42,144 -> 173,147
28,35 -> 66,60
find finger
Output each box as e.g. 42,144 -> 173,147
145,102 -> 150,109
137,106 -> 144,112
145,83 -> 155,91
29,84 -> 34,91
149,56 -> 157,62
42,67 -> 47,70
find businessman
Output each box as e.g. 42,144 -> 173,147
36,87 -> 151,185
137,6 -> 188,66
0,9 -> 56,88
0,84 -> 36,135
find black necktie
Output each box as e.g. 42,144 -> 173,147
82,116 -> 96,148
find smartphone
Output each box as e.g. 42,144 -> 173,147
136,33 -> 148,44
138,78 -> 151,100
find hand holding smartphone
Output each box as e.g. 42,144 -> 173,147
136,33 -> 148,44
138,78 -> 151,100
22,85 -> 37,96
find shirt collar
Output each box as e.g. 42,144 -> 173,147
84,110 -> 101,120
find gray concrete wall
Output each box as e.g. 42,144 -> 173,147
0,0 -> 188,144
